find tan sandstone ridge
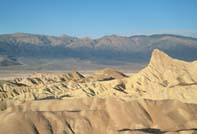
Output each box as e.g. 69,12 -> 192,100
124,49 -> 197,103
0,49 -> 197,134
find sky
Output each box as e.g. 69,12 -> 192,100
0,0 -> 197,38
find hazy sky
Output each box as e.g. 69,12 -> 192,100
0,0 -> 197,38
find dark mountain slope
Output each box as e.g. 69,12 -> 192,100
0,33 -> 197,64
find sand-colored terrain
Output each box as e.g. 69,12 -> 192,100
1,98 -> 197,134
0,49 -> 197,134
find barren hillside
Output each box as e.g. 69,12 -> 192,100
0,49 -> 197,134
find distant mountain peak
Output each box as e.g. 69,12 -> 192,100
59,34 -> 73,38
102,34 -> 125,39
13,32 -> 27,35
12,32 -> 31,36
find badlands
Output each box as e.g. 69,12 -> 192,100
0,49 -> 197,134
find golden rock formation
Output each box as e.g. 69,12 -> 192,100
0,49 -> 197,134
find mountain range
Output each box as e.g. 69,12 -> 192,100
0,33 -> 197,69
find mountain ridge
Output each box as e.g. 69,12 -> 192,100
0,33 -> 197,68
2,32 -> 197,40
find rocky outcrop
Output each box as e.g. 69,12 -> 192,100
125,49 -> 197,103
86,68 -> 127,81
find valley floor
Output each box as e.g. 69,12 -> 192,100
0,69 -> 137,80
